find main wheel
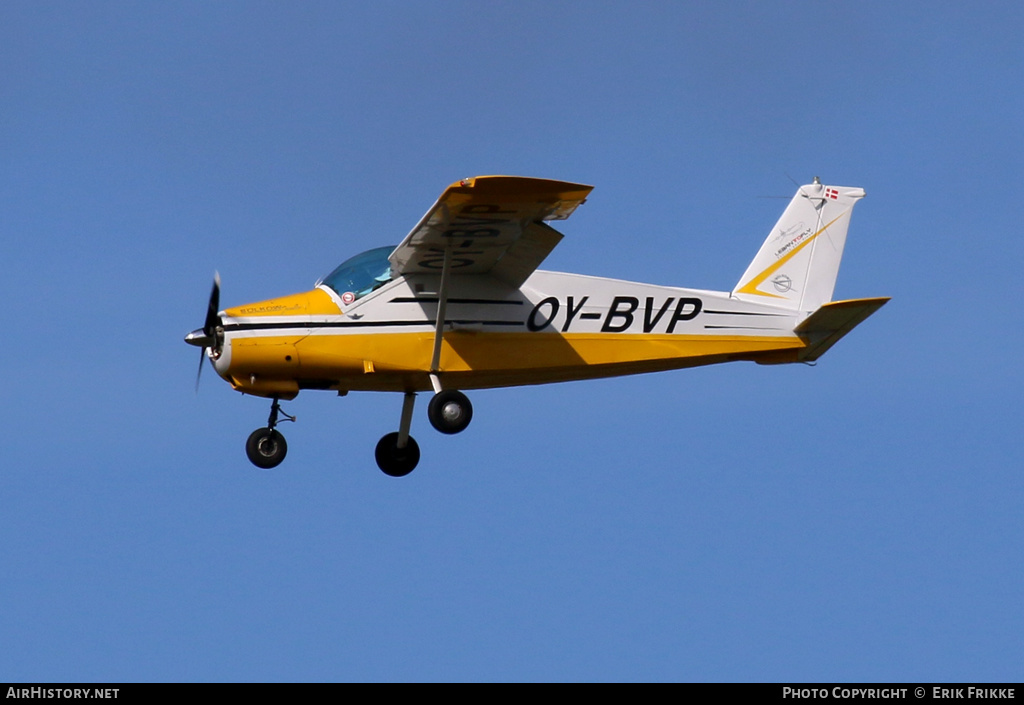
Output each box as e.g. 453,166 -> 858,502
246,428 -> 287,469
375,432 -> 420,477
427,390 -> 473,435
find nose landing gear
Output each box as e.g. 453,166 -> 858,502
245,397 -> 295,469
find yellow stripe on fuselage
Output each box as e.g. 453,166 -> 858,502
224,328 -> 804,394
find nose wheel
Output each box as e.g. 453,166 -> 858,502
245,398 -> 295,469
246,428 -> 288,468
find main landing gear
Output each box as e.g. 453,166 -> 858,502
375,391 -> 420,477
427,389 -> 473,434
245,397 -> 295,469
374,388 -> 473,477
241,389 -> 474,475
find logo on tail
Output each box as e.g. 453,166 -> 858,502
733,181 -> 865,312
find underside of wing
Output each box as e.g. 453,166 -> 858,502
389,176 -> 593,288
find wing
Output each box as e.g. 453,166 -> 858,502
388,175 -> 593,288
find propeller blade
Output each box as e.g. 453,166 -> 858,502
193,271 -> 221,393
195,347 -> 207,393
203,271 -> 221,337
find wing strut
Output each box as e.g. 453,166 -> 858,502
428,247 -> 453,388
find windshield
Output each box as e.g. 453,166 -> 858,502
317,245 -> 397,302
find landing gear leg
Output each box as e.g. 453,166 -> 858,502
375,392 -> 420,477
245,397 -> 295,469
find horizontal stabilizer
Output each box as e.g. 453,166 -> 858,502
795,297 -> 890,361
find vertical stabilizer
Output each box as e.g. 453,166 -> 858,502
733,181 -> 865,312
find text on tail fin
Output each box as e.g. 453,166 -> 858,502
733,182 -> 865,312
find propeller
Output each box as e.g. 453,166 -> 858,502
184,272 -> 222,391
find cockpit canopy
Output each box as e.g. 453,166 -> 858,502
317,245 -> 397,302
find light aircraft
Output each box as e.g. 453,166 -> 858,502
185,176 -> 888,476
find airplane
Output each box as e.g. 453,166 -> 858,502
185,175 -> 888,477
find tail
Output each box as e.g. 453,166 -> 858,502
733,179 -> 865,312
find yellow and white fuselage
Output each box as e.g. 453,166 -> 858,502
214,271 -> 860,399
190,176 -> 887,474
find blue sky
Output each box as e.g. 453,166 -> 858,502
2,2 -> 1021,682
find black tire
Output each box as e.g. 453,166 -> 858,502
427,390 -> 473,435
374,432 -> 420,477
246,428 -> 288,469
